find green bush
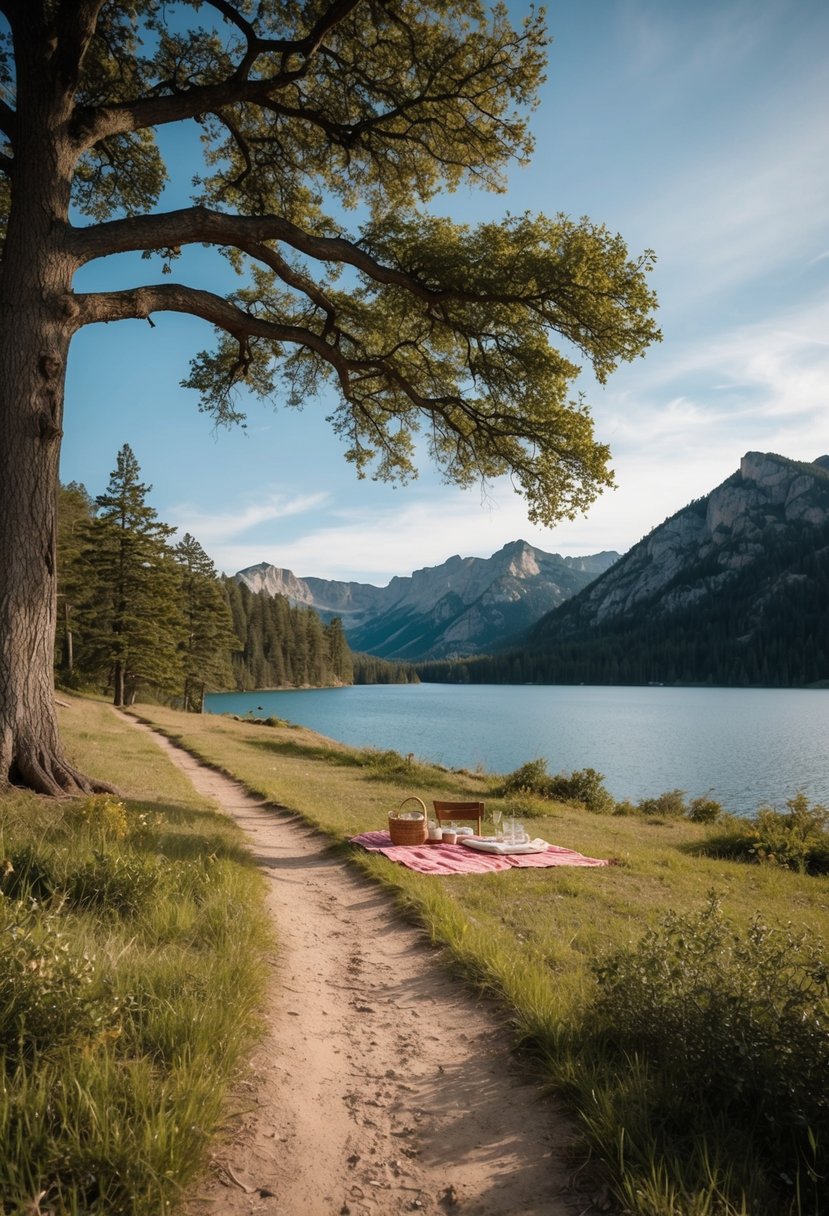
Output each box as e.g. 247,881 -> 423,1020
501,757 -> 553,797
67,850 -> 165,916
636,788 -> 687,817
549,767 -> 616,814
687,793 -> 723,822
0,899 -> 119,1057
611,798 -> 639,816
501,759 -> 615,814
589,894 -> 829,1207
701,793 -> 829,874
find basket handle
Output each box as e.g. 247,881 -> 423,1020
396,796 -> 427,818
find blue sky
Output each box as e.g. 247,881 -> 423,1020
60,0 -> 829,583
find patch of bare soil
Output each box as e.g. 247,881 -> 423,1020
130,719 -> 591,1216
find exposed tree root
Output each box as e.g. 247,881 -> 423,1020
8,748 -> 119,798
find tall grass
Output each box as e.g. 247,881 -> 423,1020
134,702 -> 829,1215
0,699 -> 271,1215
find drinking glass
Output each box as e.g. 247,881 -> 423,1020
491,808 -> 503,840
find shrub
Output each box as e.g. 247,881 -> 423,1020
751,793 -> 828,873
700,793 -> 829,875
66,851 -> 164,916
501,758 -> 553,798
687,793 -> 723,823
590,894 -> 829,1206
549,767 -> 616,815
501,760 -> 615,814
636,788 -> 687,817
611,799 -> 639,816
0,899 -> 119,1057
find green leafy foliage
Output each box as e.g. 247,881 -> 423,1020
702,793 -> 829,874
636,788 -> 687,817
0,899 -> 119,1058
500,758 -> 615,814
589,895 -> 829,1209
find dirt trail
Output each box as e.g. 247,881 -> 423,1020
130,719 -> 586,1216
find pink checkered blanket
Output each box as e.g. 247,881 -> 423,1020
349,831 -> 611,875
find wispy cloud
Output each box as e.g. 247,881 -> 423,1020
171,491 -> 330,545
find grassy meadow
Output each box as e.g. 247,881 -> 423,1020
132,702 -> 829,1216
0,698 -> 272,1215
3,695 -> 828,1215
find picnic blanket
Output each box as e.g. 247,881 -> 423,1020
349,831 -> 611,875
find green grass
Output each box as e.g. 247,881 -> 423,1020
133,702 -> 829,1216
0,698 -> 272,1215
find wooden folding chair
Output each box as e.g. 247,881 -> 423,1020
432,800 -> 484,835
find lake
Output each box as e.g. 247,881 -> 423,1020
204,683 -> 829,816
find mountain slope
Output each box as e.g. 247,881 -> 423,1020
519,452 -> 829,686
237,540 -> 619,661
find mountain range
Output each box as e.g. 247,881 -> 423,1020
236,541 -> 619,661
237,451 -> 829,686
416,451 -> 829,687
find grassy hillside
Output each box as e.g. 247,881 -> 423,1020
5,697 -> 826,1213
134,704 -> 829,1216
0,698 -> 271,1215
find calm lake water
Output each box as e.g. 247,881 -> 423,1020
204,684 -> 829,816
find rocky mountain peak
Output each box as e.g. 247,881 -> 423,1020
236,542 -> 619,661
531,450 -> 829,645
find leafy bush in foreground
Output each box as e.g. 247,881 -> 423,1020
0,899 -> 118,1057
588,894 -> 829,1211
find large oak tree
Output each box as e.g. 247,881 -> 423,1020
0,0 -> 659,794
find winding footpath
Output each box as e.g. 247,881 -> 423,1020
129,717 -> 587,1216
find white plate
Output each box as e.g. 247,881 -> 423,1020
460,837 -> 550,856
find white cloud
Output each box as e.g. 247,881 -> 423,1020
170,490 -> 330,544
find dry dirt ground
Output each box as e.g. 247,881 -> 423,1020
130,719 -> 593,1216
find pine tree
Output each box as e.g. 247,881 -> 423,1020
76,445 -> 184,706
173,533 -> 239,710
55,481 -> 94,683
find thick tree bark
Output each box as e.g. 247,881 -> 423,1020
0,27 -> 112,795
0,286 -> 109,793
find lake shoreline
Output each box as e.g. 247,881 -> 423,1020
206,682 -> 829,816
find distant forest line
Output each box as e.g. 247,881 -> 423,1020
58,450 -> 828,707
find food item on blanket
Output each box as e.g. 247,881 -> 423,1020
442,830 -> 458,844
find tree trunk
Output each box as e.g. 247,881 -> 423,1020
0,55 -> 113,795
0,299 -> 108,792
113,660 -> 125,709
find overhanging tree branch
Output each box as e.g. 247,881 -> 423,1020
205,0 -> 362,63
72,2 -> 364,151
69,205 -> 447,301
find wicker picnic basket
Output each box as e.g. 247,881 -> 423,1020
388,796 -> 428,845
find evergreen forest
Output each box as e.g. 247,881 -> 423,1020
415,516 -> 829,688
56,446 -> 354,707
